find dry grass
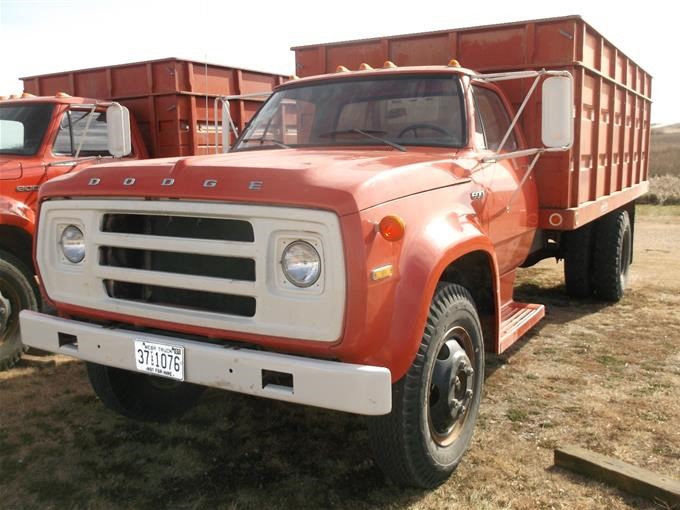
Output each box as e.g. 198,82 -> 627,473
640,128 -> 680,204
640,175 -> 680,205
649,128 -> 680,178
1,205 -> 679,509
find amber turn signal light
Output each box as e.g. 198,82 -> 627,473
378,215 -> 405,242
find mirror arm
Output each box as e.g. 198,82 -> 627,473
212,92 -> 272,153
496,73 -> 542,154
73,104 -> 98,159
482,148 -> 542,163
506,150 -> 543,211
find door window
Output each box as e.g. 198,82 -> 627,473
53,109 -> 111,156
473,86 -> 518,152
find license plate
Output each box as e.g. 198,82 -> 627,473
134,339 -> 184,381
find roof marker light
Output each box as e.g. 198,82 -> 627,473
21,92 -> 36,98
359,63 -> 373,71
377,215 -> 406,242
383,61 -> 397,69
447,59 -> 461,67
55,92 -> 72,98
335,65 -> 350,73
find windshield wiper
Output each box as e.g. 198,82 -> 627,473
318,129 -> 406,152
240,137 -> 291,149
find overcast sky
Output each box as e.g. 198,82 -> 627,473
0,0 -> 676,123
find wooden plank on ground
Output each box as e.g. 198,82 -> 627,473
554,445 -> 680,506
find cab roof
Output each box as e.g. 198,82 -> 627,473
277,63 -> 476,90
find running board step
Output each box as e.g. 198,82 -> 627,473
498,301 -> 545,353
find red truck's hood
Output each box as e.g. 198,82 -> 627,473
38,148 -> 471,215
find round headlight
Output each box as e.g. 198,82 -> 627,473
281,240 -> 321,288
61,225 -> 85,263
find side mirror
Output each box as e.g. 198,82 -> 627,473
107,104 -> 132,157
542,76 -> 574,149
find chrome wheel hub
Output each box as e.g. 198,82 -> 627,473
429,327 -> 475,447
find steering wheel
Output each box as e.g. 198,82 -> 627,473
397,124 -> 450,138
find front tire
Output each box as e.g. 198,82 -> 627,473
368,283 -> 484,488
0,250 -> 40,371
86,363 -> 205,422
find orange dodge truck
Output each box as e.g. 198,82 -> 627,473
19,17 -> 651,487
0,58 -> 285,369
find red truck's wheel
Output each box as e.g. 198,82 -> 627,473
368,283 -> 484,488
563,222 -> 594,298
0,250 -> 40,371
591,209 -> 632,302
86,363 -> 205,422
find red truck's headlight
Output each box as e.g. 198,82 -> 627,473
60,225 -> 86,263
281,240 -> 321,288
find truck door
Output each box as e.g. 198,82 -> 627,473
470,85 -> 538,275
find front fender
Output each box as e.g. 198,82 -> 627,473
0,196 -> 36,233
333,185 -> 499,381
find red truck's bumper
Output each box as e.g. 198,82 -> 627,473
19,310 -> 392,416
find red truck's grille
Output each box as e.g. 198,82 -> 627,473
101,213 -> 254,242
102,280 -> 256,317
96,213 -> 257,318
38,200 -> 346,342
99,247 -> 256,281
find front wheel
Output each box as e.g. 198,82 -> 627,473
0,250 -> 40,371
368,283 -> 484,488
86,363 -> 205,422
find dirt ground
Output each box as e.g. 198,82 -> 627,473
1,205 -> 678,509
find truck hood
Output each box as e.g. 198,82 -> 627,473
38,148 -> 471,215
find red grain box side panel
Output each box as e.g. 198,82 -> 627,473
21,58 -> 288,158
293,16 -> 652,223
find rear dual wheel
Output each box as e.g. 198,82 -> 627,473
591,209 -> 632,301
368,283 -> 484,488
562,208 -> 633,302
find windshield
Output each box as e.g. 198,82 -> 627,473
0,103 -> 54,155
233,75 -> 466,151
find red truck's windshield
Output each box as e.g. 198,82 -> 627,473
234,75 -> 466,151
0,103 -> 54,156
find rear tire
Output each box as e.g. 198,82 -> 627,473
591,209 -> 632,302
0,250 -> 40,371
86,363 -> 205,422
563,223 -> 594,298
368,283 -> 484,488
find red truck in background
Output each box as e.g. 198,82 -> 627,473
19,17 -> 651,488
0,58 -> 286,369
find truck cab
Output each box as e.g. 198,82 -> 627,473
0,94 -> 146,369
